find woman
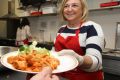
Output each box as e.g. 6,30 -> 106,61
54,0 -> 105,80
30,0 -> 104,80
16,17 -> 32,46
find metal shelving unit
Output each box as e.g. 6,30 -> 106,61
89,5 -> 120,11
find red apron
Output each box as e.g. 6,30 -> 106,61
23,38 -> 29,45
54,27 -> 103,80
16,38 -> 29,46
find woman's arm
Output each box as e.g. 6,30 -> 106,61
82,22 -> 104,72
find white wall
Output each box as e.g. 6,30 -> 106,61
86,0 -> 118,9
28,15 -> 61,42
87,0 -> 120,49
89,9 -> 120,49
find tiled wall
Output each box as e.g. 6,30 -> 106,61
89,9 -> 120,49
28,15 -> 62,43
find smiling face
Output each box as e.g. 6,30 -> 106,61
63,0 -> 82,22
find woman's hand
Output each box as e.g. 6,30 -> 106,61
58,49 -> 84,66
30,67 -> 59,80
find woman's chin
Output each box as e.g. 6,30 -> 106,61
66,18 -> 75,21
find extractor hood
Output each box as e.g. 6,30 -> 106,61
1,0 -> 18,19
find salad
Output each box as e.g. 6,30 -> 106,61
7,41 -> 60,72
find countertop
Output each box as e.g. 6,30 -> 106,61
102,52 -> 120,76
103,53 -> 120,60
102,48 -> 120,60
0,38 -> 16,47
0,38 -> 54,50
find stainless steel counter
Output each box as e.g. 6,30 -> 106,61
102,52 -> 120,76
0,46 -> 18,68
0,46 -> 18,57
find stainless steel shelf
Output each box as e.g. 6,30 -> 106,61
89,5 -> 120,11
0,13 -> 58,20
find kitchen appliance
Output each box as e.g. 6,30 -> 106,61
115,22 -> 120,50
0,46 -> 18,68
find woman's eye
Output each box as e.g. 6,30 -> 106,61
64,4 -> 80,8
64,5 -> 69,8
72,4 -> 79,7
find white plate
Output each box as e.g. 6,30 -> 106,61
0,51 -> 78,73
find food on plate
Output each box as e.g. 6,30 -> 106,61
7,41 -> 60,72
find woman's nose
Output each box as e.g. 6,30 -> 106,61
67,6 -> 73,11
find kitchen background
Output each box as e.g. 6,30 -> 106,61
0,0 -> 120,80
0,0 -> 120,49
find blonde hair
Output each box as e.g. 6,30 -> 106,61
59,0 -> 88,22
